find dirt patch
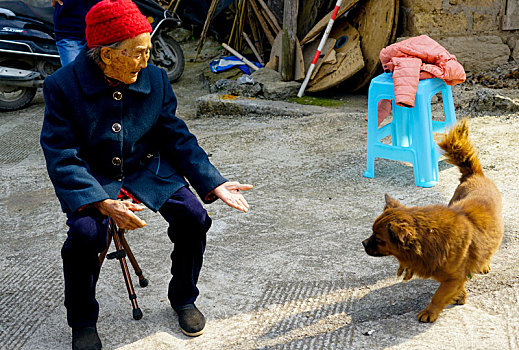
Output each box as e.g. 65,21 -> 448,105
469,62 -> 519,90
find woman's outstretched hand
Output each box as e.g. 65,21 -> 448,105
212,181 -> 253,212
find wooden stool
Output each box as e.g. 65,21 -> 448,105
99,218 -> 148,320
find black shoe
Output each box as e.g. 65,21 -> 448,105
173,304 -> 206,337
72,326 -> 102,350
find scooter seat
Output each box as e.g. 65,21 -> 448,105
0,1 -> 54,25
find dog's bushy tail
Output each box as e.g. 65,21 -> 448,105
437,118 -> 483,181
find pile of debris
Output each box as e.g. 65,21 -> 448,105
173,0 -> 399,94
273,0 -> 398,94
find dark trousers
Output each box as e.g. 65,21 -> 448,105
62,186 -> 211,328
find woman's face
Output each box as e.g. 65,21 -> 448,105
101,32 -> 152,84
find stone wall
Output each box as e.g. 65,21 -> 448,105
399,0 -> 518,72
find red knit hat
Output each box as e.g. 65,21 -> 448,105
85,0 -> 152,48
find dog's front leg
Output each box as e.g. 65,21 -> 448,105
397,263 -> 414,281
397,264 -> 405,277
417,279 -> 465,323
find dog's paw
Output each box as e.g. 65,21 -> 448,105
452,289 -> 467,305
417,308 -> 439,323
403,269 -> 414,281
397,265 -> 414,281
479,265 -> 491,274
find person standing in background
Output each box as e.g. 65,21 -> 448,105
52,0 -> 99,65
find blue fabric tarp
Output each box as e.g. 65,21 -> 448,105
209,56 -> 262,75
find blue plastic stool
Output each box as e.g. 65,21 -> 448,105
363,73 -> 456,187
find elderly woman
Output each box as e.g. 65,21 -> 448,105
40,0 -> 252,349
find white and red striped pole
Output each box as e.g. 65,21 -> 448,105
297,0 -> 342,97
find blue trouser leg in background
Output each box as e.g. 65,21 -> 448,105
159,186 -> 212,309
56,38 -> 86,66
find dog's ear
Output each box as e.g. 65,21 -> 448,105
384,194 -> 402,209
388,221 -> 417,251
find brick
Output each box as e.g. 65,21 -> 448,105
408,12 -> 468,36
512,38 -> 519,62
459,0 -> 496,7
472,13 -> 496,32
439,35 -> 510,71
401,0 -> 443,12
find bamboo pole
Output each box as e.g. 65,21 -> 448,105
249,0 -> 274,45
236,0 -> 247,50
166,0 -> 175,12
195,0 -> 219,62
222,43 -> 260,72
172,0 -> 181,14
166,0 -> 181,13
243,32 -> 264,65
247,8 -> 264,60
256,0 -> 281,33
261,8 -> 278,35
228,1 -> 239,47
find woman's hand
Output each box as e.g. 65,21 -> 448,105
94,199 -> 147,230
212,181 -> 253,212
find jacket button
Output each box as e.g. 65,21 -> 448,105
112,123 -> 122,133
112,157 -> 121,166
113,91 -> 122,100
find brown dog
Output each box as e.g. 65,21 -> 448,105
362,119 -> 504,322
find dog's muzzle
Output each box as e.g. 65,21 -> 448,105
362,237 -> 385,257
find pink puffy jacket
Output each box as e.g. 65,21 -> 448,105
374,35 -> 466,124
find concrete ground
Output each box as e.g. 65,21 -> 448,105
1,61 -> 518,349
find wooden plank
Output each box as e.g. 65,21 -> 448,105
300,0 -> 360,45
306,21 -> 365,92
281,0 -> 298,81
389,0 -> 399,44
265,32 -> 283,71
302,37 -> 336,76
310,39 -> 336,80
267,31 -> 304,80
503,0 -> 519,30
297,0 -> 328,40
247,6 -> 264,60
346,0 -> 397,92
250,0 -> 275,45
256,0 -> 282,33
262,7 -> 280,35
294,38 -> 305,81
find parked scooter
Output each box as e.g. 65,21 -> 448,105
135,0 -> 185,82
0,1 -> 59,111
0,0 -> 184,111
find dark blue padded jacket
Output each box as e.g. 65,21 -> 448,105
41,48 -> 227,213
